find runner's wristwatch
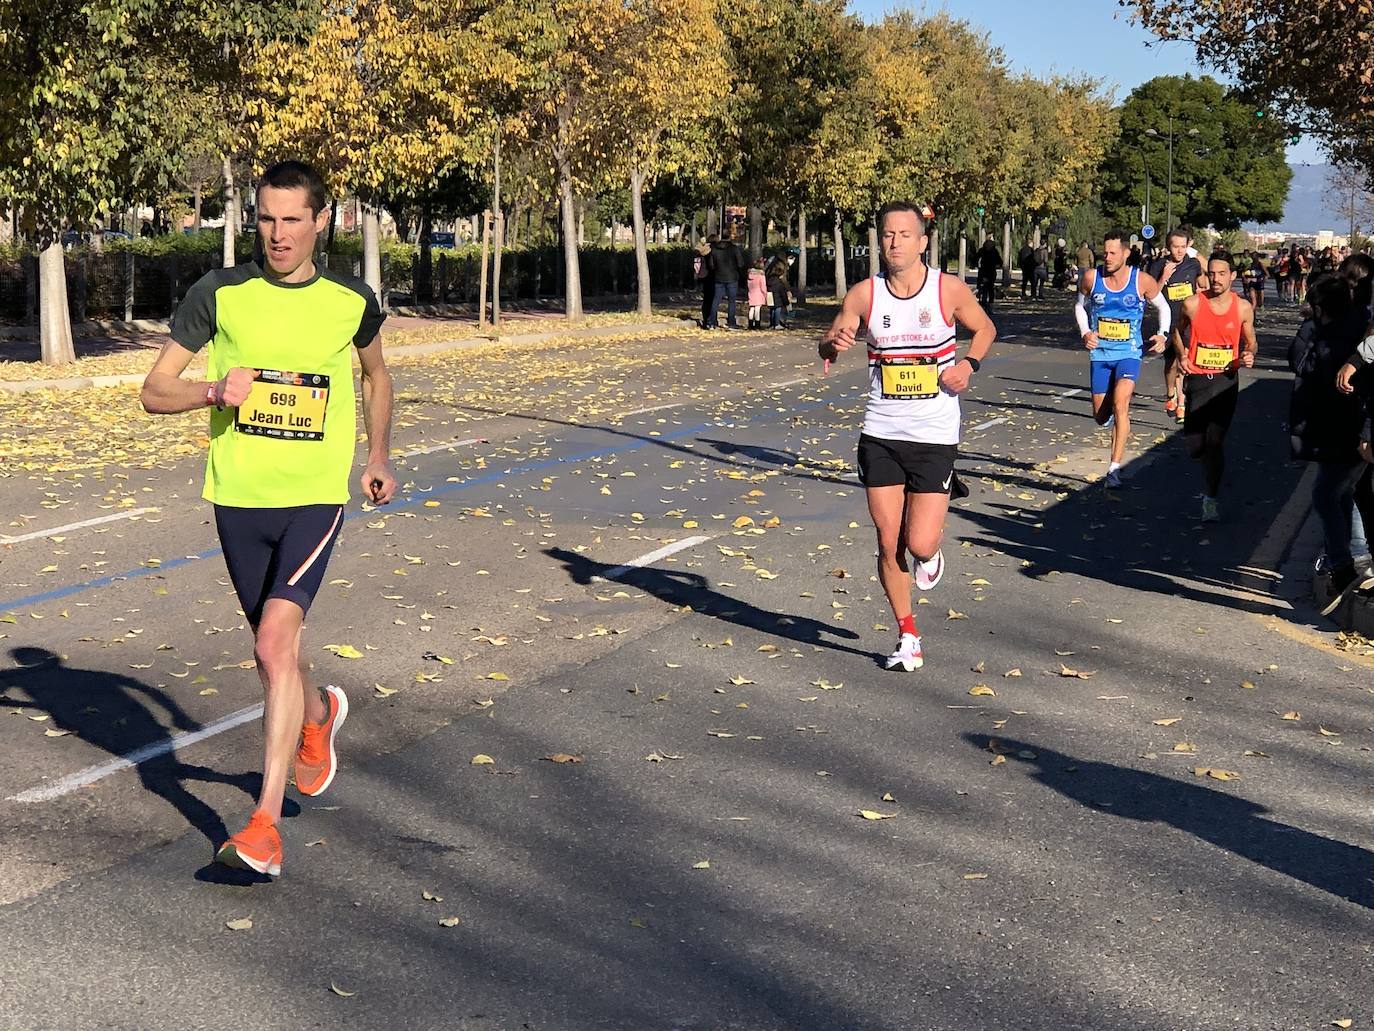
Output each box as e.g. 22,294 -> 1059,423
963,356 -> 981,373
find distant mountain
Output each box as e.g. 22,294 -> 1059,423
1246,163 -> 1345,234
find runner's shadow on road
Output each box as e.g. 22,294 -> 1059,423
964,734 -> 1374,911
546,548 -> 868,660
413,402 -> 856,487
0,646 -> 261,854
955,376 -> 1302,616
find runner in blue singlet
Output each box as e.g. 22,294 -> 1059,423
1074,229 -> 1172,488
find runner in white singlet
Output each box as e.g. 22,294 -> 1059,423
820,202 -> 996,672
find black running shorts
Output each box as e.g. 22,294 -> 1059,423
214,504 -> 344,627
1182,371 -> 1239,438
857,434 -> 965,496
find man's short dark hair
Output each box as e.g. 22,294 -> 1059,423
1208,250 -> 1234,271
257,161 -> 329,216
876,201 -> 927,235
1103,229 -> 1129,247
1166,227 -> 1190,245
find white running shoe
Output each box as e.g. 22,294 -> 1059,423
885,633 -> 924,671
914,550 -> 944,591
1104,468 -> 1122,489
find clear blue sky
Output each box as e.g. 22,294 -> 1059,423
850,0 -> 1325,165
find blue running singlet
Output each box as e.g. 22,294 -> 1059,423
1087,265 -> 1144,362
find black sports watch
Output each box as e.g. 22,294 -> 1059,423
963,355 -> 981,373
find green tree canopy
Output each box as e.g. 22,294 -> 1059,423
1100,75 -> 1290,232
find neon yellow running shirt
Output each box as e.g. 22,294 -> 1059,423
171,261 -> 384,508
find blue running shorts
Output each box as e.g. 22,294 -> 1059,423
1090,357 -> 1142,396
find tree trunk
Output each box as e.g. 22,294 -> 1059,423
630,164 -> 652,318
478,209 -> 491,328
706,205 -> 719,237
326,196 -> 338,255
417,195 -> 433,304
929,227 -> 941,272
492,130 -> 503,329
797,208 -> 807,303
749,203 -> 763,260
1001,220 -> 1012,287
39,240 -> 76,365
193,185 -> 203,232
958,234 -> 967,283
1032,225 -> 1041,248
362,203 -> 383,303
493,210 -> 505,329
833,212 -> 847,300
610,218 -> 619,248
867,223 -> 879,278
221,155 -> 236,268
559,164 -> 583,322
576,199 -> 585,246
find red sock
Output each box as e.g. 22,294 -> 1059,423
897,614 -> 917,637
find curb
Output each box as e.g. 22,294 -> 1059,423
0,319 -> 697,395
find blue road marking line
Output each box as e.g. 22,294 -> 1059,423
0,391 -> 851,613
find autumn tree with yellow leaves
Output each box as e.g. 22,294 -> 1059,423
246,0 -> 525,298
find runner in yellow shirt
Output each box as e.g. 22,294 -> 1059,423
141,161 -> 396,877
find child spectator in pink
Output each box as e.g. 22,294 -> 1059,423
746,257 -> 768,330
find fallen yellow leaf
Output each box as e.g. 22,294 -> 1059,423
470,754 -> 495,765
858,810 -> 896,821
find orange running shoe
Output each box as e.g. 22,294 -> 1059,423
295,684 -> 349,797
1164,397 -> 1178,414
216,811 -> 282,876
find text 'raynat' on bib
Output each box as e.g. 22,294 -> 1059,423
1097,317 -> 1131,341
1167,282 -> 1194,301
879,357 -> 940,400
235,369 -> 330,440
1193,345 -> 1236,371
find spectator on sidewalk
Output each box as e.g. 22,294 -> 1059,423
1289,269 -> 1374,611
1076,239 -> 1095,284
1053,238 -> 1068,290
1018,239 -> 1036,297
705,229 -> 744,330
746,257 -> 768,329
1032,240 -> 1050,299
976,238 -> 1002,309
696,235 -> 716,329
765,257 -> 791,329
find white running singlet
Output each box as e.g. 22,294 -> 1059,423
861,270 -> 960,445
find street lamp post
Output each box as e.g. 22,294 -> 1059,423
1145,117 -> 1199,231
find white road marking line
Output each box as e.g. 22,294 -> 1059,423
766,377 -> 809,389
594,535 -> 712,582
971,417 -> 1008,431
620,402 -> 685,417
9,703 -> 265,803
0,508 -> 159,545
1000,335 -> 1018,341
397,437 -> 485,458
1060,388 -> 1084,398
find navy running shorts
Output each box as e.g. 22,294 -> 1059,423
214,504 -> 344,627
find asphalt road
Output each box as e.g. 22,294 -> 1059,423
2,296 -> 1372,1031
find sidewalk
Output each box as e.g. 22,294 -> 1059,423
0,311 -> 698,395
